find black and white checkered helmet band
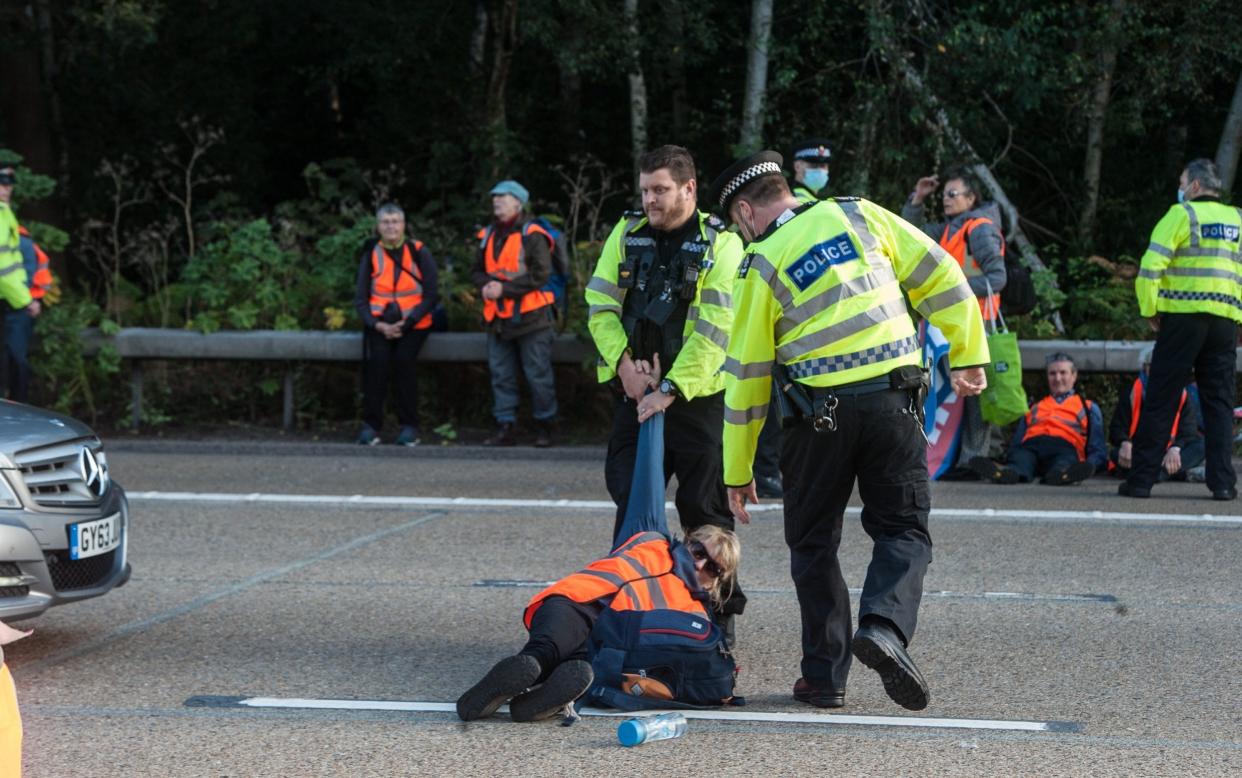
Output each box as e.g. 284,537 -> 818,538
794,146 -> 831,160
717,161 -> 783,207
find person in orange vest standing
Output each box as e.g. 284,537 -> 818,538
472,180 -> 559,447
1108,346 -> 1204,480
903,167 -> 1007,475
971,353 -> 1106,484
0,165 -> 49,403
353,202 -> 439,446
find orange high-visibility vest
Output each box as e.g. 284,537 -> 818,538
940,217 -> 1002,321
369,241 -> 432,329
479,222 -> 555,322
1128,378 -> 1186,447
17,225 -> 52,299
1023,394 -> 1093,461
524,531 -> 707,628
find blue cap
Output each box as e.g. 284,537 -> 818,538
489,180 -> 529,205
617,719 -> 646,747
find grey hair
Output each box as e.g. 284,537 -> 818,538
376,202 -> 405,219
1184,159 -> 1222,193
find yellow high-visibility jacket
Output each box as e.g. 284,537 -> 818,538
1136,199 -> 1242,324
0,203 -> 32,310
585,211 -> 743,400
723,198 -> 989,486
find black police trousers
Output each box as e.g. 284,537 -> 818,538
1128,313 -> 1238,494
604,391 -> 746,616
782,386 -> 931,692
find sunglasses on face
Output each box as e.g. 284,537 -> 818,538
0,174 -> 14,186
688,541 -> 724,579
943,189 -> 965,199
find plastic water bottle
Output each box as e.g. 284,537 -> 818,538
616,712 -> 688,747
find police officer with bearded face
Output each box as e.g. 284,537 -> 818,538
711,151 -> 988,711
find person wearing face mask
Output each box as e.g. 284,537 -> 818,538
584,145 -> 747,640
788,138 -> 832,204
712,150 -> 988,712
902,167 -> 1008,475
1118,158 -> 1241,502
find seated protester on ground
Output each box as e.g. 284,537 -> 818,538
1109,347 -> 1204,481
970,353 -> 1106,485
456,526 -> 739,722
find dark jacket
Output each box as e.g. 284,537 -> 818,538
353,238 -> 440,333
901,199 -> 1007,298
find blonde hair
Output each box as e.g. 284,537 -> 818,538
685,525 -> 741,605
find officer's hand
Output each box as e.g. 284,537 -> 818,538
912,175 -> 939,204
727,483 -> 758,525
636,387 -> 675,423
1162,446 -> 1181,475
618,355 -> 656,402
951,366 -> 987,396
26,300 -> 41,318
1118,440 -> 1133,469
648,352 -> 663,384
1146,316 -> 1161,333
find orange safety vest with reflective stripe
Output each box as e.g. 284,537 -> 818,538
17,225 -> 52,299
523,531 -> 707,628
940,218 -> 1002,321
1023,394 -> 1093,461
369,241 -> 432,329
1128,378 -> 1185,446
479,222 -> 555,322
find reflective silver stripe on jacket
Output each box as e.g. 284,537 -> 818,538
619,552 -> 669,609
723,356 -> 773,380
783,334 -> 920,380
775,297 -> 911,364
902,248 -> 946,289
914,283 -> 975,318
1158,266 -> 1242,285
578,568 -> 627,588
1183,203 -> 1200,248
1173,247 -> 1240,262
699,289 -> 731,308
775,264 -> 899,337
587,276 -> 624,302
1145,241 -> 1173,258
0,263 -> 21,276
693,318 -> 729,349
589,303 -> 622,317
612,531 -> 665,555
724,401 -> 769,425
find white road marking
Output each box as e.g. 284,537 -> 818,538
233,696 -> 1075,732
127,490 -> 1242,525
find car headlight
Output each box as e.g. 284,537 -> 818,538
0,473 -> 22,509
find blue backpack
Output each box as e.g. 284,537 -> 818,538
530,217 -> 572,325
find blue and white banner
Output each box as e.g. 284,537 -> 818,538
921,321 -> 965,480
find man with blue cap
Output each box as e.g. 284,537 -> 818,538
471,179 -> 560,447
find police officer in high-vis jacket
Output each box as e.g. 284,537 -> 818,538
1119,159 -> 1241,501
584,144 -> 747,629
711,151 -> 988,712
0,171 -> 34,396
788,138 -> 832,204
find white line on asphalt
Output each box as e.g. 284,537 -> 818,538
233,696 -> 1074,732
127,490 -> 1242,524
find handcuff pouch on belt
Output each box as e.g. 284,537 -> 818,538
773,363 -> 930,434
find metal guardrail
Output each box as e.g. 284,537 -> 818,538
79,329 -> 1240,431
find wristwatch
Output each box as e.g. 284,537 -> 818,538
659,379 -> 679,398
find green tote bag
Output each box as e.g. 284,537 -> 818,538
978,288 -> 1028,425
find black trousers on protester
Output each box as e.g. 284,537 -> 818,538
604,390 -> 746,617
782,387 -> 932,693
361,327 -> 429,432
1008,436 -> 1080,482
1128,313 -> 1238,494
519,596 -> 599,682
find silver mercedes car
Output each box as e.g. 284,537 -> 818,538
0,401 -> 130,620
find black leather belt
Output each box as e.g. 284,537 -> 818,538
808,375 -> 896,399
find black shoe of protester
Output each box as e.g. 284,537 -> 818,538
852,621 -> 930,711
456,654 -> 541,721
1117,481 -> 1151,498
967,456 -> 1019,485
509,660 -> 594,722
483,422 -> 517,447
792,677 -> 845,708
532,420 -> 555,449
755,474 -> 784,499
1044,461 -> 1094,486
1212,487 -> 1238,501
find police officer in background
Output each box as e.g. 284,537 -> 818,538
788,138 -> 832,204
584,144 -> 747,632
1119,158 -> 1241,501
0,170 -> 34,395
711,151 -> 988,711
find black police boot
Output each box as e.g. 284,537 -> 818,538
755,474 -> 784,499
852,619 -> 930,711
793,677 -> 845,708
